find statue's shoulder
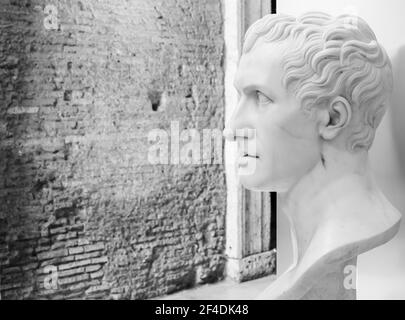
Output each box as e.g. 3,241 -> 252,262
288,192 -> 401,298
318,187 -> 402,260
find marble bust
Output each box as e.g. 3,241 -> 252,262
223,12 -> 402,299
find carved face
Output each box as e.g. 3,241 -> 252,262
229,39 -> 322,192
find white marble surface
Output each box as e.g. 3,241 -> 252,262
277,0 -> 405,300
224,12 -> 401,299
156,275 -> 277,300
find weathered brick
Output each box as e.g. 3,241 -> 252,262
0,282 -> 22,291
40,255 -> 75,268
85,284 -> 110,294
74,251 -> 100,261
84,243 -> 104,253
78,239 -> 90,246
37,249 -> 68,261
58,259 -> 92,271
22,263 -> 39,271
55,232 -> 78,241
69,282 -> 89,292
68,247 -> 84,255
58,273 -> 89,286
90,271 -> 104,279
85,264 -> 102,273
0,0 -> 226,301
2,266 -> 21,275
50,227 -> 68,236
90,256 -> 108,265
59,267 -> 85,278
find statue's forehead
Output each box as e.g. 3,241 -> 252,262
241,38 -> 290,64
235,39 -> 290,93
238,39 -> 289,73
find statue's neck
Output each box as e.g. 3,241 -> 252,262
279,147 -> 373,265
257,147 -> 401,300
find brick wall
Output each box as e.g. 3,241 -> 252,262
0,0 -> 225,299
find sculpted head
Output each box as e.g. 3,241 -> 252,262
228,12 -> 393,192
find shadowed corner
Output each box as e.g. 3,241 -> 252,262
389,44 -> 405,265
390,45 -> 405,180
0,12 -> 40,298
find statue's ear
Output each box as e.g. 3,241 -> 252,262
319,96 -> 352,140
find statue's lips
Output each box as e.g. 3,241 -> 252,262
238,154 -> 259,167
243,154 -> 259,159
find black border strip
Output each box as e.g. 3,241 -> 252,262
271,0 -> 277,14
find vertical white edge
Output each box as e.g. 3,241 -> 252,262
223,0 -> 241,260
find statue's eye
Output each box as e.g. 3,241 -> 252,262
256,91 -> 273,106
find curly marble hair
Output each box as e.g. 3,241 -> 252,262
243,12 -> 393,150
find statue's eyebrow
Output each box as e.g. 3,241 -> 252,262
234,80 -> 276,99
